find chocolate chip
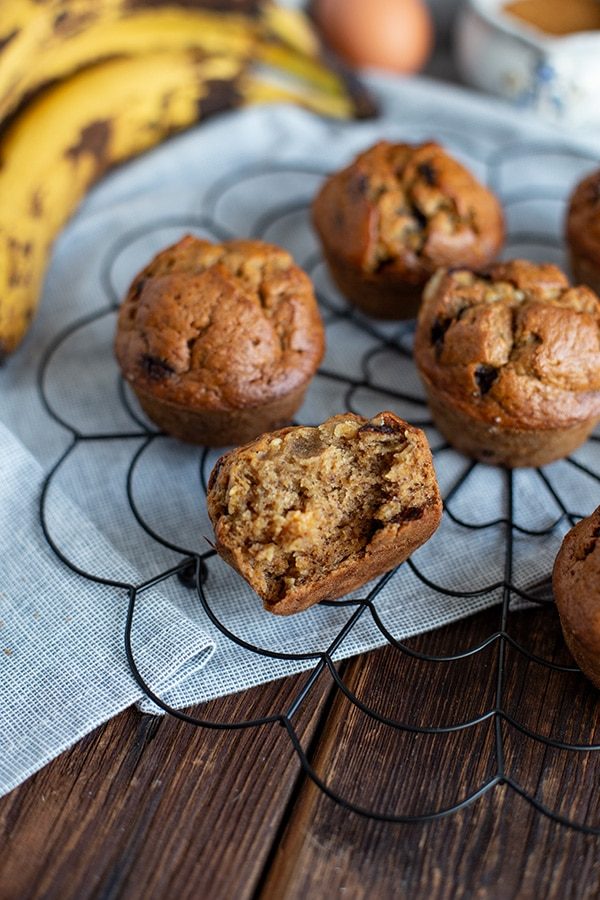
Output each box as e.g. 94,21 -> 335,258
412,206 -> 428,230
474,364 -> 499,395
582,539 -> 598,559
374,257 -> 397,274
350,172 -> 368,197
418,162 -> 437,186
389,506 -> 424,524
140,354 -> 174,380
130,277 -> 147,301
290,432 -> 324,458
357,423 -> 401,436
430,316 -> 452,353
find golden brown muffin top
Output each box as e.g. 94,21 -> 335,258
414,260 -> 600,429
566,168 -> 600,263
312,140 -> 504,285
115,235 -> 325,410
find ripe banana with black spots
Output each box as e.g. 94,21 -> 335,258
0,50 -> 246,358
0,1 -> 372,123
0,0 -> 256,119
0,2 -> 376,358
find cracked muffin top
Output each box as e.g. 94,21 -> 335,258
414,260 -> 600,429
567,168 -> 600,261
115,235 -> 325,410
312,140 -> 504,285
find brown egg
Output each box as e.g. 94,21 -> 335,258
313,0 -> 434,75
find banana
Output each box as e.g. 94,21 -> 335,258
0,2 -> 377,358
0,2 -> 257,122
0,50 -> 245,358
240,70 -> 353,119
0,1 -> 373,124
259,3 -> 320,58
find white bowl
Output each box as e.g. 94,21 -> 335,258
454,0 -> 600,126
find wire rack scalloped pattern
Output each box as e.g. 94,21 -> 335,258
37,129 -> 600,829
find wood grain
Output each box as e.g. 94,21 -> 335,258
261,605 -> 600,900
0,669 -> 335,900
4,603 -> 600,899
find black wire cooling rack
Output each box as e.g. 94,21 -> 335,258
35,126 -> 600,830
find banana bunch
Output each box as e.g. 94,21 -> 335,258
0,0 -> 376,359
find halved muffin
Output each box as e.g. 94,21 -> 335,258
207,411 -> 442,614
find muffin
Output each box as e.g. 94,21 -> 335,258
413,260 -> 600,468
115,235 -> 325,446
553,507 -> 600,689
207,411 -> 442,615
311,140 -> 504,319
566,167 -> 600,295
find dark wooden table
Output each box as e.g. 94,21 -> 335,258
3,599 -> 600,900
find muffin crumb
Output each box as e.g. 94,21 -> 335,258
208,412 -> 442,614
